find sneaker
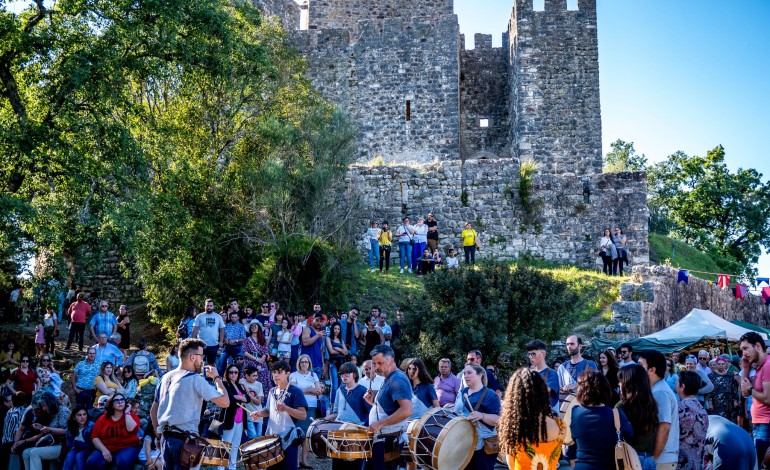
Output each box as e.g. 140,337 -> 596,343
400,268 -> 404,274
408,268 -> 413,273
371,268 -> 375,273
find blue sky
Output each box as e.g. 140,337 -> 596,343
455,0 -> 770,279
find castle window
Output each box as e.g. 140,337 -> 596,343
567,0 -> 579,11
479,118 -> 489,128
406,100 -> 411,121
533,0 -> 545,11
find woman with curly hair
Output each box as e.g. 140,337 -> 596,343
617,364 -> 658,469
571,369 -> 633,469
499,368 -> 564,470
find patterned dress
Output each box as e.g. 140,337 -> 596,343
243,336 -> 272,393
504,417 -> 565,470
677,397 -> 709,470
707,372 -> 740,422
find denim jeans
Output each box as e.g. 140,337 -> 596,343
398,242 -> 412,269
63,448 -> 90,470
637,452 -> 656,470
754,422 -> 770,466
217,344 -> 242,375
329,361 -> 340,405
412,241 -> 426,270
220,421 -> 244,469
163,435 -> 201,470
368,240 -> 380,269
245,419 -> 263,440
86,446 -> 141,470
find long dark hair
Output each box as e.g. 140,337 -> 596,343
600,349 -> 619,373
67,405 -> 89,436
499,368 -> 553,453
617,364 -> 659,434
105,393 -> 126,418
404,358 -> 433,385
331,323 -> 343,342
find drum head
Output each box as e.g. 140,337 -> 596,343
560,395 -> 578,445
434,417 -> 477,470
242,436 -> 280,453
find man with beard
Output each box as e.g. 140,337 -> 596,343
151,338 -> 229,470
556,334 -> 597,466
191,298 -> 225,367
739,331 -> 770,464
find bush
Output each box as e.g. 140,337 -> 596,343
400,263 -> 579,373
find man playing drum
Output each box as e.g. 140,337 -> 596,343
364,345 -> 413,470
251,360 -> 308,469
151,338 -> 230,470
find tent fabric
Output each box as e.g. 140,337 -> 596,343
731,320 -> 770,336
591,309 -> 767,354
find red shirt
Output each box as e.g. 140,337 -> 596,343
92,412 -> 140,451
11,368 -> 38,396
752,354 -> 770,424
68,300 -> 91,323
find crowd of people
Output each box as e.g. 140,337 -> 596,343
365,214 -> 474,275
1,293 -> 766,470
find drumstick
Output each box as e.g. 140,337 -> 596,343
464,394 -> 474,413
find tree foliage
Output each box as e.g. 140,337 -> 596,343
0,0 -> 358,327
400,263 -> 579,371
648,146 -> 770,276
603,139 -> 647,173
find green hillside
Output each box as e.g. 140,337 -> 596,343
347,263 -> 623,328
649,233 -> 723,277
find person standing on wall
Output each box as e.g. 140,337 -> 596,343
395,217 -> 415,274
378,221 -> 393,274
425,212 -> 439,252
461,222 -> 478,265
367,220 -> 381,273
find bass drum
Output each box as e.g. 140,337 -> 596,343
559,394 -> 579,446
306,419 -> 344,459
408,407 -> 477,470
240,435 -> 284,470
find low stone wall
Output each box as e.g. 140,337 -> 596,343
601,265 -> 770,339
348,159 -> 649,267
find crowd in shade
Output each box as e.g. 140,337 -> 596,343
1,293 -> 765,470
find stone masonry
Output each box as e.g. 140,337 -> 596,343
599,265 -> 770,339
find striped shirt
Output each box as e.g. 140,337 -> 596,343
2,407 -> 24,444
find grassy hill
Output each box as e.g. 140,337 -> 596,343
649,233 -> 723,277
346,263 -> 624,332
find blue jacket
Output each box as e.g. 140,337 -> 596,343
65,421 -> 94,451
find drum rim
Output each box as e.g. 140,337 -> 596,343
241,435 -> 282,452
409,408 -> 477,470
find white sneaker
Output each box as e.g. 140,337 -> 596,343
400,268 -> 404,274
371,268 -> 375,273
408,268 -> 413,273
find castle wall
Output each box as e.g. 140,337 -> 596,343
459,33 -> 511,160
509,0 -> 602,175
307,0 -> 454,31
348,160 -> 648,266
294,15 -> 461,164
602,265 -> 770,339
251,0 -> 301,30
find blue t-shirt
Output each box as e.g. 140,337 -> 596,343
571,406 -> 633,470
413,383 -> 438,409
300,327 -> 324,370
377,370 -> 412,416
538,367 -> 560,409
485,369 -> 501,393
459,386 -> 501,431
272,384 -> 309,425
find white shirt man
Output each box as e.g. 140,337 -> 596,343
358,360 -> 385,392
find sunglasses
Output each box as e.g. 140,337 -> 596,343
21,359 -> 29,363
112,398 -> 125,403
228,370 -> 239,374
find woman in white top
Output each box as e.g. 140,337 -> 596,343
290,354 -> 323,468
411,217 -> 428,272
367,220 -> 382,273
277,318 -> 293,360
598,228 -> 616,276
165,343 -> 180,372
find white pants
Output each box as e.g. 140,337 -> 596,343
219,420 -> 244,470
22,445 -> 62,470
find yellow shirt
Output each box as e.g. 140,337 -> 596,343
379,229 -> 392,246
94,375 -> 121,406
461,229 -> 477,247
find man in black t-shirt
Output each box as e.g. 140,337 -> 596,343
426,212 -> 439,252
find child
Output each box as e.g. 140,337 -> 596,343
43,307 -> 58,355
446,248 -> 460,269
34,317 -> 46,356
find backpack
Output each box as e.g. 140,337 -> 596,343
133,351 -> 151,376
177,318 -> 190,339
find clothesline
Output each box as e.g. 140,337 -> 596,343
676,267 -> 761,280
676,268 -> 770,303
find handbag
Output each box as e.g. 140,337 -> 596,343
208,417 -> 224,437
612,408 -> 642,470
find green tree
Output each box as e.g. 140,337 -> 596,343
648,146 -> 770,276
604,139 -> 647,173
401,263 -> 579,371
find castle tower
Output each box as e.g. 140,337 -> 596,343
509,0 -> 602,175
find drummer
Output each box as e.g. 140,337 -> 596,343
326,361 -> 372,470
364,345 -> 413,470
151,338 -> 230,470
251,360 -> 308,469
454,362 -> 501,470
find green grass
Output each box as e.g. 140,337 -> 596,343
346,263 -> 623,328
649,233 -> 723,278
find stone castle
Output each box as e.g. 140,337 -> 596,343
252,0 -> 650,268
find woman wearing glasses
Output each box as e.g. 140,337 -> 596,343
216,364 -> 250,470
290,354 -> 322,469
6,355 -> 40,396
86,393 -> 140,470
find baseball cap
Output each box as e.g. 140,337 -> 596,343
314,312 -> 327,322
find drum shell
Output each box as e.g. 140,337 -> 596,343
559,394 -> 578,446
409,408 -> 477,470
241,435 -> 285,470
326,429 -> 374,460
306,419 -> 345,459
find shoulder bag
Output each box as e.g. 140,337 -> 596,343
467,387 -> 500,455
612,408 -> 642,470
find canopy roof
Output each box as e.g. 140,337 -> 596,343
731,320 -> 770,336
591,309 -> 767,354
